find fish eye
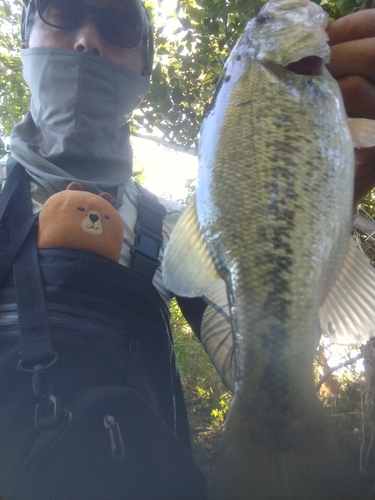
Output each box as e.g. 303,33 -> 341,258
256,13 -> 270,23
77,207 -> 85,212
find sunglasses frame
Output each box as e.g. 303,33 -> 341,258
34,0 -> 149,50
22,0 -> 154,75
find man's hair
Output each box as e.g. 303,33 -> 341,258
20,0 -> 154,76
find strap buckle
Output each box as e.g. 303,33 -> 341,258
130,221 -> 163,264
17,354 -> 65,430
34,393 -> 61,430
130,187 -> 166,279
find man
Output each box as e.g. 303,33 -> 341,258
0,2 -> 232,499
0,0 -> 374,499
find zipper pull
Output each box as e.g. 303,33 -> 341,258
104,415 -> 125,458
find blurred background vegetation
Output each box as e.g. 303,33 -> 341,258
1,0 -> 374,487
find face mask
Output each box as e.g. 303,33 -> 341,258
23,46 -> 149,136
10,47 -> 150,206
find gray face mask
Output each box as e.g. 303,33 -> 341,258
10,47 -> 150,207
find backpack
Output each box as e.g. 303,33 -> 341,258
0,161 -> 207,500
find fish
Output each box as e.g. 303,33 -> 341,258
162,0 -> 375,498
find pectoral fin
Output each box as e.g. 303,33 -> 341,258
163,193 -> 221,297
348,118 -> 375,148
319,240 -> 375,344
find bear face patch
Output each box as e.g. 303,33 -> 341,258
38,185 -> 124,262
80,209 -> 104,236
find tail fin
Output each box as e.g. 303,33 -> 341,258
210,396 -> 370,500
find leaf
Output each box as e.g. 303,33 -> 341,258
172,86 -> 184,104
334,0 -> 359,14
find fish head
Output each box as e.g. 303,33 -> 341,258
243,0 -> 330,70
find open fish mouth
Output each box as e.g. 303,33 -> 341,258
285,55 -> 323,76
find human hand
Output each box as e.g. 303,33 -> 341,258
326,9 -> 375,205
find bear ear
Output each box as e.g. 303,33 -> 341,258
99,192 -> 114,205
67,182 -> 84,191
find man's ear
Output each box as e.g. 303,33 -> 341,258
21,42 -> 29,48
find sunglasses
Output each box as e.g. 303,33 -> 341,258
34,0 -> 149,49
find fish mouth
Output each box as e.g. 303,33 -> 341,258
285,56 -> 323,76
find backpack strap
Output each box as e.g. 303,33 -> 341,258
130,184 -> 192,450
131,183 -> 166,280
1,162 -> 61,428
0,160 -> 39,286
1,162 -> 54,363
0,157 -> 22,220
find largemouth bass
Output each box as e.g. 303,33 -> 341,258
163,0 -> 375,497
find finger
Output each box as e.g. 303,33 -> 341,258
326,38 -> 375,84
338,75 -> 375,119
353,146 -> 375,204
327,9 -> 375,45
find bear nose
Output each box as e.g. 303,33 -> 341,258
89,213 -> 99,223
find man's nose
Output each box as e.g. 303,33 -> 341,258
73,16 -> 104,56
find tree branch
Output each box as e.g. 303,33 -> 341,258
316,352 -> 364,392
131,131 -> 197,156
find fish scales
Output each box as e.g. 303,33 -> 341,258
200,57 -> 357,500
203,61 -> 356,499
201,60 -> 351,384
163,0 -> 375,497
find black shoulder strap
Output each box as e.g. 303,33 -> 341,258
0,161 -> 38,286
1,162 -> 55,367
1,162 -> 61,429
131,185 -> 192,450
0,156 -> 20,220
131,183 -> 166,280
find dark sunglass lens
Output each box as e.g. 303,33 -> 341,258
38,0 -> 86,30
37,0 -> 146,49
99,3 -> 143,48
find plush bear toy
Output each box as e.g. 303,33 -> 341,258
38,182 -> 124,262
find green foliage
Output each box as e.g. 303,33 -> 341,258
0,0 -> 28,156
136,0 -> 267,150
170,299 -> 228,410
322,371 -> 364,444
315,340 -> 366,451
131,166 -> 147,185
321,0 -> 374,17
210,391 -> 231,426
170,299 -> 231,479
357,193 -> 375,263
136,0 -> 375,147
359,192 -> 375,220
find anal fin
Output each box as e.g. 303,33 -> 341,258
320,239 -> 375,344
